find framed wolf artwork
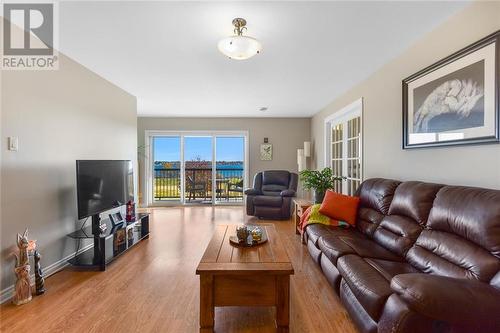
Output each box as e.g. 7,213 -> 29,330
403,30 -> 499,149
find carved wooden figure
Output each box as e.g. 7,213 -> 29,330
12,229 -> 35,305
13,263 -> 32,305
16,229 -> 30,266
34,250 -> 46,295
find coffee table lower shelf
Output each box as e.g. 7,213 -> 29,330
197,269 -> 291,332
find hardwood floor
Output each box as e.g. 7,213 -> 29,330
0,207 -> 357,333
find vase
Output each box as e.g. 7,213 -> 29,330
314,190 -> 325,204
236,226 -> 249,243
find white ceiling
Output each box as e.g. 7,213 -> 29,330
59,1 -> 468,117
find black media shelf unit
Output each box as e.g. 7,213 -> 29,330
67,213 -> 150,271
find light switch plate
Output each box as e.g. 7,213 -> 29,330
8,137 -> 18,151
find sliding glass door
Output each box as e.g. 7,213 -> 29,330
215,136 -> 245,204
147,131 -> 247,205
152,136 -> 181,203
184,136 -> 213,204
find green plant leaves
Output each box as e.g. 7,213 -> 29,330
299,167 -> 345,192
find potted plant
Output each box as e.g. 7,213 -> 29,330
299,167 -> 345,203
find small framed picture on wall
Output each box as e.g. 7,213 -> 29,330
260,144 -> 272,160
403,30 -> 500,149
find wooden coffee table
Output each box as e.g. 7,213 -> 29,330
196,224 -> 294,331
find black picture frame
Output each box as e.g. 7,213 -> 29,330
109,211 -> 124,227
403,30 -> 500,149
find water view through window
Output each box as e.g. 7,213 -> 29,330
152,135 -> 245,204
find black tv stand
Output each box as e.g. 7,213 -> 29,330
91,214 -> 104,235
67,213 -> 150,271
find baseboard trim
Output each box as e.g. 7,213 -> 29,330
0,243 -> 93,304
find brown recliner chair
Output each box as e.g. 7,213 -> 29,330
244,170 -> 298,219
304,178 -> 500,333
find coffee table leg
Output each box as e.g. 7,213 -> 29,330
276,275 -> 290,329
200,274 -> 214,328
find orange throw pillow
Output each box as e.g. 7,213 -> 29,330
318,190 -> 360,226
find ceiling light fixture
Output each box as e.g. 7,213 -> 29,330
218,18 -> 262,60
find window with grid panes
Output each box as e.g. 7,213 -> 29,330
326,100 -> 362,195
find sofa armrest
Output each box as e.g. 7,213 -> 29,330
391,273 -> 500,327
244,188 -> 261,196
280,189 -> 296,197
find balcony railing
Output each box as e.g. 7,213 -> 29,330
154,168 -> 244,203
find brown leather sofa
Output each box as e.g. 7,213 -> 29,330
304,178 -> 500,333
245,170 -> 298,219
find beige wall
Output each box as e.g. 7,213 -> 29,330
137,117 -> 310,204
311,1 -> 500,189
1,54 -> 137,296
0,57 -> 3,293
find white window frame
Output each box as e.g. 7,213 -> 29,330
324,98 -> 364,194
144,130 -> 249,206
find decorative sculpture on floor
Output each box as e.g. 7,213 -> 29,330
16,229 -> 30,266
13,264 -> 31,305
12,229 -> 36,305
34,250 -> 46,295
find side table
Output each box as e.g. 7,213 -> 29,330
293,199 -> 314,235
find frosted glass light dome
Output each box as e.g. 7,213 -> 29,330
218,36 -> 262,60
218,18 -> 262,60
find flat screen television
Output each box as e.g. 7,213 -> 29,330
76,160 -> 134,220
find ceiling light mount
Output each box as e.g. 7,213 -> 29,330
232,18 -> 247,36
218,17 -> 262,60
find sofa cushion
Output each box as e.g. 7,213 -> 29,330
337,255 -> 416,321
318,234 -> 356,264
262,184 -> 287,193
338,255 -> 392,321
318,233 -> 402,265
387,181 -> 443,225
338,255 -> 418,321
319,190 -> 360,226
252,195 -> 282,207
305,224 -> 331,246
355,178 -> 401,237
357,178 -> 401,215
372,215 -> 422,256
262,170 -> 290,187
406,229 -> 499,282
427,186 -> 500,259
305,224 -> 360,246
372,181 -> 443,257
356,207 -> 385,237
364,258 -> 419,281
407,185 -> 500,282
325,225 -> 365,239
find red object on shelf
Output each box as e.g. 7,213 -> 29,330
126,200 -> 136,222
